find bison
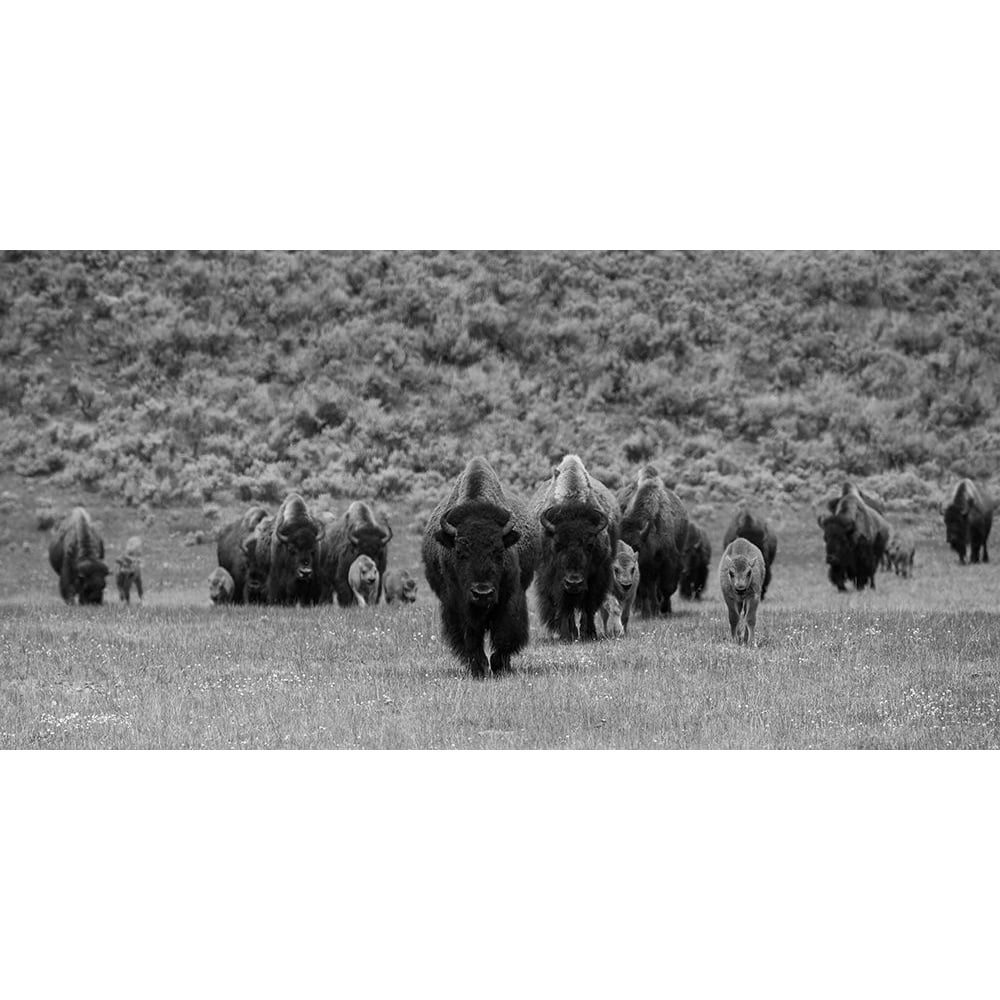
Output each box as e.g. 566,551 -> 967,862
722,502 -> 777,599
48,507 -> 109,604
885,529 -> 916,578
530,454 -> 620,641
422,455 -> 537,677
115,536 -> 143,603
679,520 -> 711,601
942,478 -> 993,565
383,568 -> 418,604
216,505 -> 270,604
348,555 -> 380,606
618,465 -> 689,616
319,501 -> 392,605
719,537 -> 765,646
208,566 -> 236,604
241,514 -> 274,604
818,483 -> 890,591
267,493 -> 321,606
597,540 -> 639,638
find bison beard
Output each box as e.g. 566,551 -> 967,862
422,457 -> 536,678
48,507 -> 109,605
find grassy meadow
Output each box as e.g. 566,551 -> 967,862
2,481 -> 998,749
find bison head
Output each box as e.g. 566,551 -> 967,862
724,554 -> 757,600
539,503 -> 609,595
348,516 -> 392,565
275,517 -> 319,581
436,502 -> 519,608
611,542 -> 639,598
76,558 -> 109,604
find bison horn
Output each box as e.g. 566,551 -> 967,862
381,518 -> 393,543
539,507 -> 557,535
440,514 -> 459,538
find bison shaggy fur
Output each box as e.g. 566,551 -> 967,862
530,454 -> 620,641
422,456 -> 537,677
48,507 -> 109,604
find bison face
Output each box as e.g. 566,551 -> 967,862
437,504 -> 519,609
541,506 -> 609,595
943,509 -> 967,562
725,557 -> 756,599
77,559 -> 109,604
398,576 -> 417,601
612,548 -> 638,596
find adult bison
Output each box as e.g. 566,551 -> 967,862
216,505 -> 270,604
422,456 -> 537,677
530,454 -> 620,641
722,502 -> 778,599
242,514 -> 275,604
319,501 -> 392,605
618,465 -> 689,616
679,520 -> 711,600
942,478 -> 993,564
817,483 -> 890,591
48,507 -> 109,604
267,493 -> 321,606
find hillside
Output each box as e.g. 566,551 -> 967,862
2,251 -> 998,521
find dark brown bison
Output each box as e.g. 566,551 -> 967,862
319,501 -> 392,605
942,478 -> 993,565
216,505 -> 270,604
679,520 -> 711,600
383,568 -> 418,603
267,493 -> 321,606
48,507 -> 109,604
530,454 -> 620,641
722,502 -> 777,599
818,484 -> 890,591
115,536 -> 143,603
422,456 -> 537,677
618,465 -> 689,616
208,566 -> 235,604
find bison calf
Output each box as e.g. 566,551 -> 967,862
719,537 -> 765,646
115,556 -> 143,603
208,567 -> 236,604
886,530 -> 916,577
383,568 -> 418,604
597,540 -> 639,638
348,555 -> 380,607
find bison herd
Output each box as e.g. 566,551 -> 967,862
45,466 -> 994,675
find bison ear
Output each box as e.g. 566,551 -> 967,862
502,527 -> 521,549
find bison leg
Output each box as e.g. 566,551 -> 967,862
727,604 -> 741,640
134,572 -> 143,601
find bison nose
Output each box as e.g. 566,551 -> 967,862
470,583 -> 496,603
298,566 -> 313,577
564,573 -> 585,592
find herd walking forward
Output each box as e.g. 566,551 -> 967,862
44,466 -> 997,674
